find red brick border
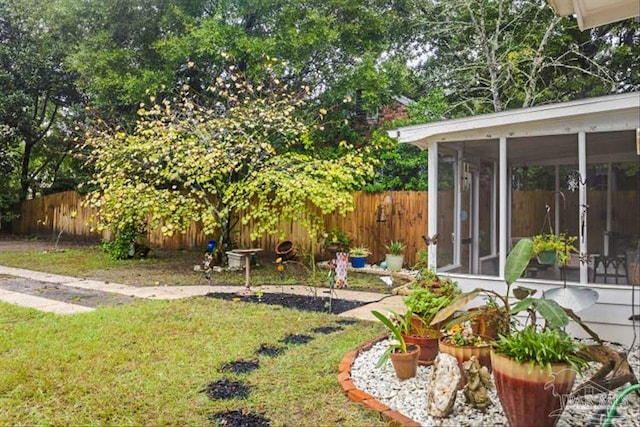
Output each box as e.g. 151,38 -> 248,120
338,335 -> 421,427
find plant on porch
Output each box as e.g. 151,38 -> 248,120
532,232 -> 577,265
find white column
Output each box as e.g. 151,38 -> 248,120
428,141 -> 439,271
578,132 -> 588,283
605,162 -> 612,256
499,137 -> 507,279
491,161 -> 497,256
472,169 -> 480,274
555,165 -> 560,235
454,152 -> 461,266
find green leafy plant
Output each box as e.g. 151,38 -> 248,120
323,228 -> 352,251
371,309 -> 413,367
101,220 -> 147,260
404,283 -> 460,324
532,233 -> 577,265
349,246 -> 371,257
492,327 -> 588,372
385,240 -> 405,255
431,238 -> 596,367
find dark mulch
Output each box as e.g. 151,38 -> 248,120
205,292 -> 366,314
255,344 -> 285,357
202,379 -> 250,400
208,409 -> 270,427
281,333 -> 314,345
219,359 -> 260,374
311,325 -> 344,335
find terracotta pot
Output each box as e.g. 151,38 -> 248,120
403,331 -> 441,366
439,338 -> 492,387
389,344 -> 420,380
439,338 -> 492,370
491,351 -> 577,427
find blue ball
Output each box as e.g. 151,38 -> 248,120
380,261 -> 387,269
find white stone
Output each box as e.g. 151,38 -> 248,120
426,353 -> 461,418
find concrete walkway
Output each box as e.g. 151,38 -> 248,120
0,265 -> 407,320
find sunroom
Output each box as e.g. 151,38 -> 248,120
390,92 -> 640,344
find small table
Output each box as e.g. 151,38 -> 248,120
232,248 -> 263,294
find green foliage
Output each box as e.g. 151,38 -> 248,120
100,221 -> 147,260
505,238 -> 535,287
348,246 -> 371,257
404,284 -> 460,323
431,238 -> 598,349
371,309 -> 413,367
493,327 -> 587,371
84,63 -> 377,249
385,240 -> 405,255
323,228 -> 352,250
532,233 -> 577,265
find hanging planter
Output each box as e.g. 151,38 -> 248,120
536,250 -> 558,265
532,233 -> 577,266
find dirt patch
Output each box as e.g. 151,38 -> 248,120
220,360 -> 260,374
0,275 -> 137,308
208,409 -> 270,427
281,334 -> 314,345
255,344 -> 285,357
202,379 -> 250,400
311,325 -> 344,335
205,292 -> 367,314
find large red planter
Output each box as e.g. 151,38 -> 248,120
491,351 -> 577,427
403,332 -> 441,365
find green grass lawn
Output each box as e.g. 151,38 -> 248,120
0,242 -> 393,292
0,298 -> 386,426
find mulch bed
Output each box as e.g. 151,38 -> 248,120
202,379 -> 250,400
205,292 -> 366,314
219,360 -> 260,374
281,333 -> 314,345
208,410 -> 270,427
255,344 -> 286,357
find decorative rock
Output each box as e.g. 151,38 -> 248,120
462,356 -> 493,409
426,353 -> 461,417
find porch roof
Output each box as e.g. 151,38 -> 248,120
547,0 -> 640,30
389,92 -> 640,166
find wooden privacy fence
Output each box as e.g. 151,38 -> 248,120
10,190 -> 640,266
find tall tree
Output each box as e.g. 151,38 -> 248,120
412,0 -> 637,115
0,0 -> 81,200
84,65 -> 379,258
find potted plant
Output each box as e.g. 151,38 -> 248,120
431,238 -> 590,427
403,281 -> 460,365
348,246 -> 371,268
385,240 -> 405,272
439,320 -> 492,387
371,310 -> 420,380
532,232 -> 577,265
323,228 -> 352,258
491,327 -> 587,427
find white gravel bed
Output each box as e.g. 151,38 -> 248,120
351,339 -> 640,427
